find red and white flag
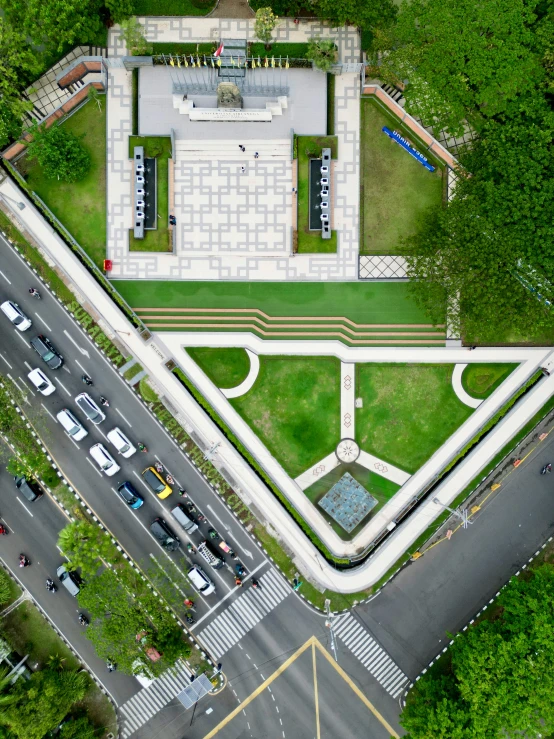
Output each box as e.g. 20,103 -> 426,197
214,43 -> 224,57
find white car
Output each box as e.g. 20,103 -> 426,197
89,443 -> 120,477
107,427 -> 136,458
1,301 -> 32,331
28,368 -> 55,396
57,408 -> 88,441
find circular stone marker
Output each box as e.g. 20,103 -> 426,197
336,439 -> 360,463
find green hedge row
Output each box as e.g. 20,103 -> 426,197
172,367 -> 350,566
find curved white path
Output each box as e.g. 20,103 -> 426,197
221,350 -> 260,399
452,364 -> 483,409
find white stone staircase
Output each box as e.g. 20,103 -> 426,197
175,139 -> 291,162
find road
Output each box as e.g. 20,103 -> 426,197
0,235 -> 404,738
0,452 -> 138,706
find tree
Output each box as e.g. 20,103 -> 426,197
59,715 -> 96,739
104,0 -> 135,23
406,92 -> 554,341
306,38 -> 338,72
2,0 -> 103,52
0,668 -> 87,739
119,17 -> 152,56
316,0 -> 395,36
373,0 -> 542,136
25,123 -> 91,183
400,564 -> 554,738
58,522 -> 118,576
254,7 -> 278,47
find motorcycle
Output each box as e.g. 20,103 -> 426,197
185,615 -> 195,625
155,462 -> 164,474
183,598 -> 195,611
178,488 -> 187,497
99,396 -> 110,407
138,442 -> 148,453
251,579 -> 259,589
19,554 -> 30,568
28,288 -> 41,299
78,613 -> 89,626
208,529 -> 219,541
541,463 -> 552,475
0,524 -> 8,536
106,661 -> 117,672
186,543 -> 196,554
235,564 -> 246,578
45,578 -> 57,593
81,374 -> 93,386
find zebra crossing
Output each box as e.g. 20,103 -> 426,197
118,659 -> 192,739
196,569 -> 291,659
333,613 -> 409,699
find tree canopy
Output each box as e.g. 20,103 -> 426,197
25,123 -> 91,183
401,564 -> 554,738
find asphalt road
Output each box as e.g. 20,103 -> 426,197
0,451 -> 139,706
0,236 -> 400,738
355,419 -> 554,681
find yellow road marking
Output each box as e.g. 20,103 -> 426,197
313,638 -> 400,739
313,642 -> 321,739
202,637 -> 313,739
202,635 -> 400,739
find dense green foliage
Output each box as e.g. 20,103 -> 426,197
401,564 -> 554,738
371,0 -> 554,340
26,123 -> 91,183
306,38 -> 338,72
58,521 -> 118,576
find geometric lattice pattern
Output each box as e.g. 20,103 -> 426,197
359,255 -> 407,280
319,472 -> 377,532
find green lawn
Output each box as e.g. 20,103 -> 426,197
249,43 -> 310,59
114,280 -> 433,324
128,136 -> 172,253
360,98 -> 444,255
17,98 -> 107,269
134,0 -> 215,15
304,463 -> 400,540
186,347 -> 251,389
231,357 -> 341,477
355,364 -> 474,473
462,364 -> 517,399
296,135 -> 338,254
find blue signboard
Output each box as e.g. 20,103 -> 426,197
382,126 -> 435,172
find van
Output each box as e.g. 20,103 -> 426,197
1,301 -> 31,331
57,408 -> 88,441
170,504 -> 198,534
197,541 -> 225,570
89,443 -> 120,477
187,565 -> 215,596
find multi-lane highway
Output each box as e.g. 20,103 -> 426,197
0,235 -> 404,738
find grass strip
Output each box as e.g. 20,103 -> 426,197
172,367 -> 349,566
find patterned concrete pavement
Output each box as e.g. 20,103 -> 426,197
105,19 -> 361,280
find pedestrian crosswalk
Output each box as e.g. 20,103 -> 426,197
333,613 -> 409,699
196,569 -> 291,660
119,659 -> 192,739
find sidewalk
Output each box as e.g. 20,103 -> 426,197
1,175 -> 554,592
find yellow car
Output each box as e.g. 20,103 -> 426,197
142,467 -> 172,499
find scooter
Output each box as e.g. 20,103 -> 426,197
235,564 -> 246,578
186,543 -> 196,554
78,613 -> 89,626
208,529 -> 219,540
28,288 -> 41,299
45,578 -> 57,593
81,374 -> 93,386
0,523 -> 8,535
99,396 -> 110,407
19,554 -> 30,568
541,463 -> 552,475
138,442 -> 148,453
185,615 -> 195,625
183,598 -> 196,611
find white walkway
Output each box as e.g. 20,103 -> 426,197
452,363 -> 483,409
358,451 -> 411,487
221,349 -> 260,399
295,451 -> 340,490
1,176 -> 554,592
341,362 -> 355,439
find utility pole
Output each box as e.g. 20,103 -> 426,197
433,498 -> 473,529
325,599 -> 338,662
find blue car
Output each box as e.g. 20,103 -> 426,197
116,481 -> 144,509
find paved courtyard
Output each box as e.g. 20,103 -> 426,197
106,18 -> 361,280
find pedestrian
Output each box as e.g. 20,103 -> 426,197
239,145 -> 245,152
240,166 -> 245,173
254,152 -> 259,159
292,187 -> 297,194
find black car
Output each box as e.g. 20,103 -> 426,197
150,518 -> 179,552
14,475 -> 42,503
116,481 -> 144,509
30,335 -> 63,369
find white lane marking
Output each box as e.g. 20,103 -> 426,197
86,457 -> 103,478
20,377 -> 36,396
97,427 -> 109,443
24,361 -> 32,370
35,313 -> 52,331
56,378 -> 71,397
7,374 -> 28,401
0,353 -> 12,369
16,498 -> 33,517
154,454 -> 182,489
41,403 -> 58,423
13,329 -> 29,347
63,366 -> 71,374
69,436 -> 80,450
190,560 -> 268,630
115,408 -> 132,428
0,270 -> 11,284
63,330 -> 90,357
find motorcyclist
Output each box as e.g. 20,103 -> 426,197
185,615 -> 194,625
208,529 -> 219,540
184,598 -> 195,609
186,543 -> 196,554
78,613 -> 89,626
138,442 -> 148,453
99,396 -> 109,407
45,578 -> 56,592
28,288 -> 40,298
541,463 -> 552,474
19,554 -> 29,568
81,374 -> 93,386
251,579 -> 259,589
